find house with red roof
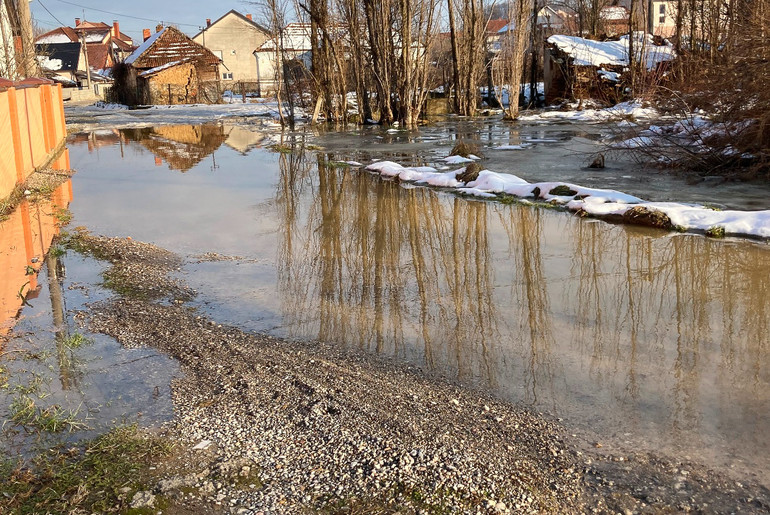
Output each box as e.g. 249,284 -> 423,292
34,18 -> 136,92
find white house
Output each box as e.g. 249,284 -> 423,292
253,23 -> 312,94
649,1 -> 677,38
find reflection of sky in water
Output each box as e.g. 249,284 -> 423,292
0,256 -> 178,457
59,123 -> 770,487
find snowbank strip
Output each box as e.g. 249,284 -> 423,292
363,161 -> 770,239
65,101 -> 302,131
518,100 -> 660,123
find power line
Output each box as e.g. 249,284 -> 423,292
36,0 -> 69,29
49,0 -> 201,28
33,17 -> 61,29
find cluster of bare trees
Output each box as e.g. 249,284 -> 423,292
251,0 -> 536,127
658,0 -> 770,176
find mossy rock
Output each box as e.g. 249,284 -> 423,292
621,206 -> 673,229
705,225 -> 726,238
531,187 -> 541,199
549,185 -> 578,196
456,162 -> 482,183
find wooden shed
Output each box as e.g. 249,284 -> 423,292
124,26 -> 221,105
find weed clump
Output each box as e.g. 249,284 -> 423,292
549,185 -> 578,196
456,162 -> 482,183
705,225 -> 726,238
450,141 -> 483,158
0,426 -> 171,513
270,143 -> 293,154
621,206 -> 673,230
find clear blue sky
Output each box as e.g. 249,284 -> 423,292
31,0 -> 262,41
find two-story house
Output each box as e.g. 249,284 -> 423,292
193,10 -> 271,84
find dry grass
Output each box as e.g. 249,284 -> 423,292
449,140 -> 483,158
0,169 -> 74,221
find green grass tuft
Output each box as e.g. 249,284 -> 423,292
705,225 -> 726,238
0,426 -> 172,514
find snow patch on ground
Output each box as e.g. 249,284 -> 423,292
364,160 -> 770,239
443,154 -> 481,164
496,144 -> 532,150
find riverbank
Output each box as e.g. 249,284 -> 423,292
4,232 -> 768,514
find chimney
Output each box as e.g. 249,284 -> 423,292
156,23 -> 163,33
143,28 -> 151,41
113,21 -> 120,38
75,17 -> 81,26
246,14 -> 253,21
206,18 -> 211,27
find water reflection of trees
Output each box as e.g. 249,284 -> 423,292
568,224 -> 770,448
273,148 -> 770,452
275,149 -> 503,385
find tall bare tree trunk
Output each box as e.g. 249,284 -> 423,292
447,0 -> 461,113
503,0 -> 532,119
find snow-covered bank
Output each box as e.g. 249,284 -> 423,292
65,101 -> 306,131
518,100 -> 661,124
364,161 -> 770,240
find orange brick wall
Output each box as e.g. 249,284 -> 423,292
0,83 -> 67,200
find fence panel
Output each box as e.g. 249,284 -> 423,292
0,83 -> 67,200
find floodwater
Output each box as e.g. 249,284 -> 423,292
3,119 -> 769,486
0,183 -> 178,454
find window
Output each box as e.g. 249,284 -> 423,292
659,15 -> 665,23
659,4 -> 666,14
223,72 -> 233,80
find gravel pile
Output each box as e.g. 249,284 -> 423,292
66,232 -> 193,301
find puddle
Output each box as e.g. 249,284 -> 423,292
5,121 -> 769,486
0,181 -> 177,456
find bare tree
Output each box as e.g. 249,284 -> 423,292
499,0 -> 532,119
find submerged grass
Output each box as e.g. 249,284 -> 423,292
8,395 -> 87,433
0,425 -> 172,514
60,332 -> 92,349
269,143 -> 293,154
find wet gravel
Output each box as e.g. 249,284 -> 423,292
76,234 -> 770,514
89,298 -> 582,513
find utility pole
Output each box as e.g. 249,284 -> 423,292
77,29 -> 92,90
17,0 -> 37,77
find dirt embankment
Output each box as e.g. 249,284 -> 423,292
70,233 -> 770,514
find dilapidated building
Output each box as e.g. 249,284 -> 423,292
543,33 -> 676,104
122,26 -> 221,105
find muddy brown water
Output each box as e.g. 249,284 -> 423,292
3,121 -> 769,487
